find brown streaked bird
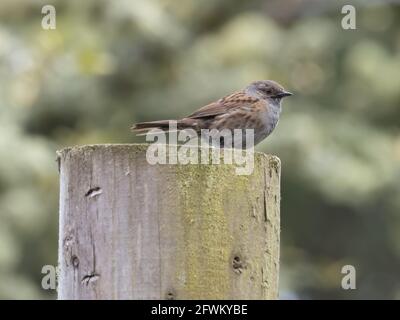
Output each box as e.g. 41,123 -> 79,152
131,80 -> 292,147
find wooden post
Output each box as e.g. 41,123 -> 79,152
57,144 -> 280,299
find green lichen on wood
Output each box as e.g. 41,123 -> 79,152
176,164 -> 232,299
57,144 -> 150,160
174,150 -> 276,299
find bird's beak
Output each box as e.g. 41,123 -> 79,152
279,91 -> 293,98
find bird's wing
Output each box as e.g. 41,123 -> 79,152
187,91 -> 259,119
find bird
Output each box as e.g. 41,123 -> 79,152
131,80 -> 292,148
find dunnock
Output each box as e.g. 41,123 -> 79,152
132,80 -> 292,147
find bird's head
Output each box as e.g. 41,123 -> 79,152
247,80 -> 293,102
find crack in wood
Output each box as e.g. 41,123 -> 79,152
85,187 -> 102,198
81,273 -> 100,286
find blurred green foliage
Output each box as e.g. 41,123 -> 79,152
0,0 -> 399,299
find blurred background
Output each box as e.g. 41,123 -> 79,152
0,0 -> 399,299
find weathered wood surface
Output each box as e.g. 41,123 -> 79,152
57,144 -> 280,299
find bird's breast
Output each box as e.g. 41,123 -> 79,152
255,101 -> 281,142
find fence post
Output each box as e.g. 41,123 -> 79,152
57,144 -> 280,299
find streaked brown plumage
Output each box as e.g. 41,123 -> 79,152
131,80 -> 292,147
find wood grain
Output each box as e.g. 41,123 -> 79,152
57,144 -> 280,299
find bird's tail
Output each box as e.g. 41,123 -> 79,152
131,119 -> 196,136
